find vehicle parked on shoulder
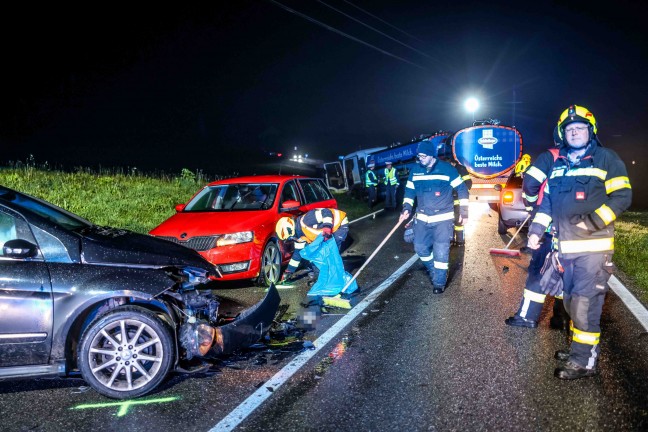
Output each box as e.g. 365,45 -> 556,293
0,186 -> 279,399
494,174 -> 529,234
149,175 -> 337,286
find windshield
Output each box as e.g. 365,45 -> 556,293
184,183 -> 278,211
0,187 -> 92,231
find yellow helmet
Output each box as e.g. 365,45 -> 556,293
275,217 -> 296,240
515,154 -> 531,175
557,105 -> 597,140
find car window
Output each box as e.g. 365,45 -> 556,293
0,210 -> 40,259
185,184 -> 278,211
298,179 -> 332,204
280,181 -> 301,206
0,187 -> 91,232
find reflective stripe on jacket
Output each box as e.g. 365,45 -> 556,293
297,208 -> 348,243
402,159 -> 469,221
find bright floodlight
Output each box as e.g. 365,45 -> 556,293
464,97 -> 479,113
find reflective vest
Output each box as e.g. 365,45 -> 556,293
384,167 -> 398,185
365,170 -> 378,187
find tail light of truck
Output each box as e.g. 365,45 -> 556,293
503,190 -> 514,205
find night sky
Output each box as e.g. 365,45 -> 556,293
2,1 -> 646,205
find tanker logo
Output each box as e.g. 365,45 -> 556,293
477,129 -> 498,149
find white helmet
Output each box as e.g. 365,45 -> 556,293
275,217 -> 296,240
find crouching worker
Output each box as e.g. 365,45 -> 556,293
275,208 -> 349,284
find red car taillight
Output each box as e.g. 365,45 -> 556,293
503,191 -> 514,205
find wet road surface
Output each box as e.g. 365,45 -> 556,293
2,205 -> 648,431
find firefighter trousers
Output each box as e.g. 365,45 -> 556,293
413,219 -> 453,288
562,252 -> 612,370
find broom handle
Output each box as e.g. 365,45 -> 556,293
503,213 -> 531,249
340,218 -> 405,293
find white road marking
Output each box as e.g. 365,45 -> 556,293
608,275 -> 648,332
209,253 -> 420,432
348,208 -> 384,224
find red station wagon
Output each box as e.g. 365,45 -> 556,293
149,175 -> 337,286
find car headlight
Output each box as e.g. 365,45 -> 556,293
216,231 -> 253,247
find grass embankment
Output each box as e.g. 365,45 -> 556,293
0,166 -> 206,233
615,212 -> 648,303
1,165 -> 646,301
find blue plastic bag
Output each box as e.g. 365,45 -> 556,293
300,235 -> 358,297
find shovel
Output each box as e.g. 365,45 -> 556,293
322,218 -> 405,309
489,213 -> 531,257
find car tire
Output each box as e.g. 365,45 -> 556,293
256,240 -> 281,287
78,306 -> 174,399
497,214 -> 509,235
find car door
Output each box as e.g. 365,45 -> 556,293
0,208 -> 53,367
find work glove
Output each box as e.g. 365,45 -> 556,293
321,227 -> 332,240
403,218 -> 415,243
539,251 -> 564,297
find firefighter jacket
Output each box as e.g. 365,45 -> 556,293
384,167 -> 398,185
287,208 -> 348,273
522,149 -> 559,214
295,208 -> 348,245
402,159 -> 469,224
365,170 -> 378,187
528,140 -> 632,257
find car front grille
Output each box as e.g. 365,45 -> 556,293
158,235 -> 218,251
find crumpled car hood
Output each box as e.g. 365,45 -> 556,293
80,226 -> 216,272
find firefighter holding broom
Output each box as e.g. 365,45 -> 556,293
399,139 -> 469,294
505,128 -> 569,329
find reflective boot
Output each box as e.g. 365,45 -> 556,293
554,349 -> 570,361
554,361 -> 597,380
504,315 -> 538,328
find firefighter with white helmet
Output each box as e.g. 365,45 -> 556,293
275,208 -> 349,284
527,104 -> 632,379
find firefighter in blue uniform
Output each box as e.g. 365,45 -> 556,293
505,129 -> 568,329
275,208 -> 349,283
399,139 -> 469,293
365,160 -> 378,209
527,105 -> 632,379
383,161 -> 398,210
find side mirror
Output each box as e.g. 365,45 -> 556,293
494,184 -> 502,192
280,200 -> 301,212
3,239 -> 39,259
175,204 -> 186,212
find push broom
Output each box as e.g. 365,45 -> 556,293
489,213 -> 532,257
322,218 -> 405,309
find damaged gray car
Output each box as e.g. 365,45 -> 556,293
0,186 -> 280,399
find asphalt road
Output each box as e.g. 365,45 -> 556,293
1,205 -> 647,431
